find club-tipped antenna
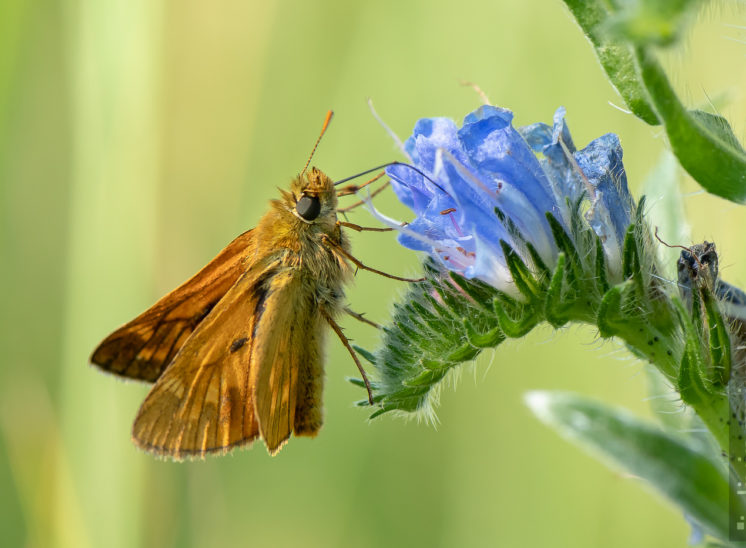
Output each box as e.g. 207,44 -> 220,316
334,161 -> 447,194
302,110 -> 334,175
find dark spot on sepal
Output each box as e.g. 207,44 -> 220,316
230,337 -> 248,353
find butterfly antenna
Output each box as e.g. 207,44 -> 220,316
302,110 -> 334,175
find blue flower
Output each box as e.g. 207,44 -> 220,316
369,105 -> 635,295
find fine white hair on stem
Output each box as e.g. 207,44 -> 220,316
607,101 -> 633,115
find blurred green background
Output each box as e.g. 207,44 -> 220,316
2,1 -> 746,547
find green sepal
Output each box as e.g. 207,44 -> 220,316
525,241 -> 551,282
597,284 -> 625,338
353,394 -> 386,406
689,284 -> 705,337
494,298 -> 541,338
545,253 -> 571,328
500,240 -> 544,301
346,377 -> 382,392
446,343 -> 480,363
354,397 -> 386,408
423,292 -> 457,322
394,320 -> 422,345
421,358 -> 445,371
434,283 -> 469,318
702,291 -> 732,387
546,213 -> 582,285
678,337 -> 715,403
403,367 -> 450,388
410,301 -> 450,334
352,345 -> 377,366
622,221 -> 639,281
369,399 -> 417,418
463,318 -> 504,348
594,236 -> 610,295
449,272 -> 498,314
621,203 -> 651,302
383,384 -> 432,400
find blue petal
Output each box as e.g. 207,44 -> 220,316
518,122 -> 553,152
533,107 -> 585,208
458,110 -> 558,218
575,133 -> 634,245
384,103 -> 636,293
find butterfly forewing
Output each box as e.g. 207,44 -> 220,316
90,229 -> 256,382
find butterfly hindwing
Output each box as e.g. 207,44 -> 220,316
130,261 -> 272,458
90,229 -> 256,382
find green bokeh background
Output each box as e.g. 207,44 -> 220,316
2,1 -> 746,547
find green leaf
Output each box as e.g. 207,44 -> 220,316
560,0 -> 659,124
563,1 -> 746,202
635,47 -> 746,203
525,391 -> 734,542
605,0 -> 702,46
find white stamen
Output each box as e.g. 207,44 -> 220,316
367,98 -> 410,160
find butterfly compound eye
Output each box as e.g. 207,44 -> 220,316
296,194 -> 321,221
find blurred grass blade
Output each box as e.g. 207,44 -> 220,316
561,0 -> 659,125
525,391 -> 733,542
635,47 -> 746,204
57,0 -> 164,546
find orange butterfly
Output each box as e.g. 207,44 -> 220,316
91,112 -> 416,458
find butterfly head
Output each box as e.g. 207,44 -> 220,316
288,167 -> 338,226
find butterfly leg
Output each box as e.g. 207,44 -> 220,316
320,234 -> 424,283
337,180 -> 390,213
335,171 -> 386,197
343,306 -> 381,329
337,221 -> 393,233
321,309 -> 374,405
